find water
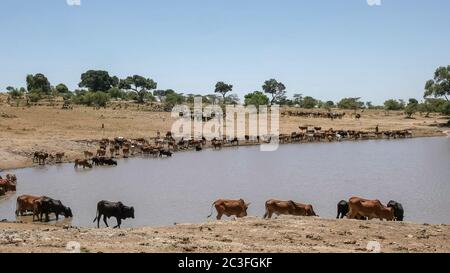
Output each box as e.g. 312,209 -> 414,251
1,137 -> 449,227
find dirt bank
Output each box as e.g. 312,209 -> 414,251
0,103 -> 447,170
0,217 -> 448,253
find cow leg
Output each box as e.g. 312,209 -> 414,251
103,215 -> 109,227
216,212 -> 223,220
114,217 -> 122,229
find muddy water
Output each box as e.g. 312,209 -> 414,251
1,137 -> 449,227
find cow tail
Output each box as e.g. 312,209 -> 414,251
263,201 -> 269,219
207,202 -> 215,218
93,207 -> 99,222
15,198 -> 20,216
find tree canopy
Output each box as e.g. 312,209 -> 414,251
214,81 -> 233,101
337,97 -> 364,110
26,73 -> 51,94
384,99 -> 405,111
244,91 -> 269,106
79,70 -> 118,92
424,65 -> 450,101
119,75 -> 157,103
262,79 -> 286,105
55,83 -> 70,94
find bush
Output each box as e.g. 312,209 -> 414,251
27,92 -> 42,103
337,97 -> 364,110
73,91 -> 110,107
384,99 -> 405,111
244,91 -> 269,106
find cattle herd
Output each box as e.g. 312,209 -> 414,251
4,176 -> 405,228
30,125 -> 413,168
1,125 -> 410,228
207,197 -> 404,222
283,110 -> 346,120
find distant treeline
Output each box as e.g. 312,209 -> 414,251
3,66 -> 450,116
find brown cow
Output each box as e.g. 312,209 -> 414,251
263,199 -> 296,219
347,197 -> 394,221
207,199 -> 250,220
16,195 -> 46,216
263,199 -> 317,219
84,151 -> 94,159
291,201 -> 318,216
0,174 -> 17,192
74,159 -> 93,169
55,152 -> 65,163
97,149 -> 106,157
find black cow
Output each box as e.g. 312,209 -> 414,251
92,156 -> 102,166
159,150 -> 173,157
93,200 -> 135,228
336,200 -> 349,219
38,197 -> 73,222
103,158 -> 118,166
387,200 -> 404,221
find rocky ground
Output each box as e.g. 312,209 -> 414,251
0,217 -> 449,253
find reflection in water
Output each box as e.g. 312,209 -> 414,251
0,137 -> 449,227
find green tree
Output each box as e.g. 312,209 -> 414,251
325,101 -> 335,107
244,91 -> 269,106
292,94 -> 303,105
225,94 -> 240,105
384,99 -> 405,111
301,96 -> 318,109
424,65 -> 450,101
79,70 -> 117,92
26,73 -> 51,94
55,83 -> 70,94
214,81 -> 233,103
6,86 -> 24,99
108,87 -> 127,99
119,75 -> 157,103
164,91 -> 185,110
337,97 -> 364,110
262,79 -> 286,105
404,98 -> 419,118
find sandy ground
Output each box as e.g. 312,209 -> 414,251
0,217 -> 448,253
0,99 -> 447,170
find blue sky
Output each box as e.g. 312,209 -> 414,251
0,0 -> 449,104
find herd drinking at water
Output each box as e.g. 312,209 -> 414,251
1,125 -> 409,228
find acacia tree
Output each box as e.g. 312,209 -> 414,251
119,75 -> 157,103
214,81 -> 233,103
262,79 -> 286,105
424,65 -> 450,101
